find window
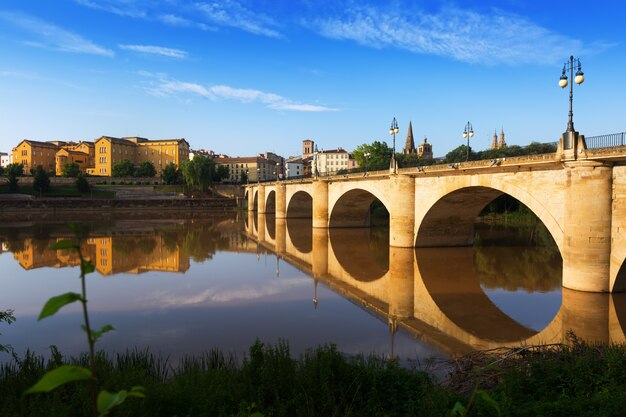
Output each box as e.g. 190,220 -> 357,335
22,150 -> 27,156
99,147 -> 106,153
99,157 -> 106,163
101,259 -> 108,266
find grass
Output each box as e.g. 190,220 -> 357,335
3,336 -> 626,416
0,184 -> 115,198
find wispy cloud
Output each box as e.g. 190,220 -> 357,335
0,11 -> 114,57
74,0 -> 280,37
142,73 -> 338,112
119,44 -> 188,59
74,0 -> 147,18
311,5 -> 601,65
194,1 -> 281,38
156,13 -> 213,31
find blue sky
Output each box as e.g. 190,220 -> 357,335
0,0 -> 624,158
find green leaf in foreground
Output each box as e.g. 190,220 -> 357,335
81,259 -> 95,275
38,292 -> 83,320
25,365 -> 92,394
82,324 -> 115,343
97,386 -> 145,414
50,240 -> 78,251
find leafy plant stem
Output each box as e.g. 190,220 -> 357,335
78,248 -> 98,417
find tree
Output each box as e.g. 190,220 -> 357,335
111,159 -> 135,177
5,163 -> 24,192
352,141 -> 393,171
0,166 -> 4,177
61,162 -> 80,178
214,165 -> 229,182
76,174 -> 90,193
32,165 -> 51,194
445,145 -> 475,163
180,155 -> 215,192
161,162 -> 181,185
240,171 -> 249,184
396,152 -> 421,168
135,161 -> 156,178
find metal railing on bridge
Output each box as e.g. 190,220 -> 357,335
585,132 -> 626,149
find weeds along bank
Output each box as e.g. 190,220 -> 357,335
2,337 -> 626,416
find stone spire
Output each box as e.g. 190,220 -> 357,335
491,130 -> 498,149
403,121 -> 416,154
498,128 -> 507,148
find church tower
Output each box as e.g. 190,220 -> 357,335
491,130 -> 498,149
417,137 -> 433,159
498,129 -> 507,148
402,121 -> 416,154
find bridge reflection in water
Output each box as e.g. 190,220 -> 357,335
248,211 -> 626,356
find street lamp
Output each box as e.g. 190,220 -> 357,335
276,162 -> 280,181
364,152 -> 371,175
256,167 -> 260,184
559,55 -> 585,133
462,121 -> 474,162
389,117 -> 399,173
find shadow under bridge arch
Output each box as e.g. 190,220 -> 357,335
287,191 -> 312,218
329,189 -> 389,228
415,186 -> 561,250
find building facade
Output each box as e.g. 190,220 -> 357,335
417,138 -> 433,159
215,156 -> 278,183
285,157 -> 305,178
311,148 -> 350,175
0,152 -> 11,167
491,129 -> 507,149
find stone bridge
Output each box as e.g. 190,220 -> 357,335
245,138 -> 626,293
244,214 -> 626,355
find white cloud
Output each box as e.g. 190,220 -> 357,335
312,5 -> 599,65
142,73 -> 338,112
74,0 -> 147,18
119,44 -> 188,58
0,11 -> 114,57
193,1 -> 282,38
156,13 -> 213,31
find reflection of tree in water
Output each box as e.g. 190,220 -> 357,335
474,222 -> 561,292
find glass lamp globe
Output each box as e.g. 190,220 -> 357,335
469,131 -> 475,137
463,133 -> 468,138
559,77 -> 568,88
575,72 -> 585,84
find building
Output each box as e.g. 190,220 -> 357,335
403,121 -> 417,154
490,129 -> 507,149
93,136 -> 189,176
417,138 -> 433,159
215,155 -> 278,183
311,148 -> 350,175
302,139 -> 315,158
12,140 -> 63,173
0,152 -> 11,167
285,157 -> 305,178
12,136 -> 188,176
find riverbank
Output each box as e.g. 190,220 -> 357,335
2,336 -> 626,416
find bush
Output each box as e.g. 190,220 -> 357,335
31,165 -> 50,194
76,175 -> 90,193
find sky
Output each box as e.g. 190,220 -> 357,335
0,0 -> 624,158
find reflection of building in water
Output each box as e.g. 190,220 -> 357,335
13,236 -> 189,275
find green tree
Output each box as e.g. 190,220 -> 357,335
214,165 -> 229,182
396,152 -> 421,168
5,163 -> 24,192
161,162 -> 181,185
111,159 -> 135,177
180,154 -> 215,192
445,145 -> 475,163
32,165 -> 51,194
240,170 -> 249,184
61,162 -> 80,178
75,174 -> 90,193
134,161 -> 156,178
352,141 -> 393,171
0,166 -> 4,176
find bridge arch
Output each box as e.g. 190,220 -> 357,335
415,184 -> 563,253
329,228 -> 389,282
329,188 -> 390,228
286,191 -> 312,218
252,189 -> 258,211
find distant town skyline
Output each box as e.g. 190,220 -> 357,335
0,0 -> 624,158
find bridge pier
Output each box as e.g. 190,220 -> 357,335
562,161 -> 612,292
276,184 -> 286,218
312,228 -> 329,278
257,185 -> 266,214
248,188 -> 255,211
276,218 -> 286,255
312,181 -> 329,228
389,175 -> 415,247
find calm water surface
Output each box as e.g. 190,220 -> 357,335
0,212 -> 621,364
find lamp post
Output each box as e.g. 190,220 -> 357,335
559,55 -> 585,133
276,162 -> 280,181
256,167 -> 260,184
462,121 -> 474,162
364,152 -> 371,175
389,117 -> 399,173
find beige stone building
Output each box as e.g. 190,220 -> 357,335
490,129 -> 507,149
215,155 -> 278,183
12,140 -> 60,173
